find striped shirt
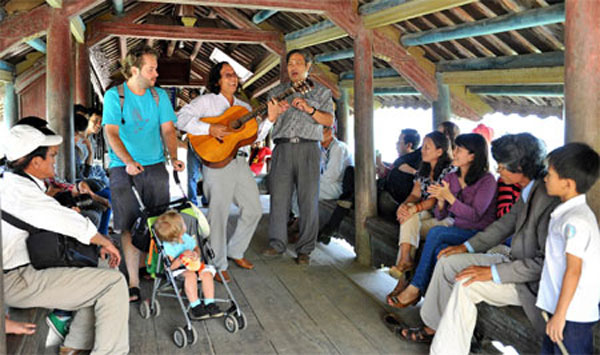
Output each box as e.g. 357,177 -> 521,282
496,178 -> 521,218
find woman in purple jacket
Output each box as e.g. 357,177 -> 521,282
389,133 -> 497,308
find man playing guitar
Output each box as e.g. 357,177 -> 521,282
176,62 -> 287,282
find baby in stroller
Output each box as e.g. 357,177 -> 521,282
154,210 -> 224,320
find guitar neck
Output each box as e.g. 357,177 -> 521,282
237,84 -> 305,125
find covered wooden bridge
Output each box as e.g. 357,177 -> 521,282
0,0 -> 599,353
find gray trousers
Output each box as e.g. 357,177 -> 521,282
5,265 -> 129,354
203,157 -> 262,270
268,142 -> 320,254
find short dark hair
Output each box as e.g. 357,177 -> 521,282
286,49 -> 313,65
207,62 -> 238,95
16,116 -> 56,136
401,129 -> 420,149
418,131 -> 452,181
74,104 -> 88,116
189,89 -> 201,98
88,108 -> 102,116
548,143 -> 600,194
74,114 -> 88,133
455,133 -> 489,186
491,133 -> 546,180
438,121 -> 460,150
121,45 -> 159,79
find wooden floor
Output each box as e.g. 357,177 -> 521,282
7,197 -> 429,355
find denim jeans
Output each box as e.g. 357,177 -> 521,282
410,226 -> 478,292
96,187 -> 111,235
541,318 -> 596,354
187,144 -> 203,206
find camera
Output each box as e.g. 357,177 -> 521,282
54,192 -> 106,211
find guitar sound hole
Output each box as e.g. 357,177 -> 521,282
231,121 -> 242,129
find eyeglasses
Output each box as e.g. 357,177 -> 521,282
222,73 -> 239,80
496,164 -> 520,174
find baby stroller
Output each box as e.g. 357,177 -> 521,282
131,171 -> 247,348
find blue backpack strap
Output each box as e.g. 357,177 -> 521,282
149,87 -> 159,107
117,84 -> 125,124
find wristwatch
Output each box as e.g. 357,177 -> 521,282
309,106 -> 317,116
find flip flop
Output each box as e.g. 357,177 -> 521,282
129,287 -> 141,303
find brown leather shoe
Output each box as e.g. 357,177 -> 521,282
59,346 -> 89,355
215,270 -> 231,283
231,258 -> 254,270
261,247 -> 283,257
296,253 -> 310,265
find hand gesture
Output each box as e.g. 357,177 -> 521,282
546,314 -> 566,343
171,159 -> 185,172
100,242 -> 121,268
126,161 -> 144,176
209,124 -> 231,141
437,244 -> 467,259
291,97 -> 312,113
455,265 -> 492,286
427,180 -> 451,201
78,181 -> 92,195
267,98 -> 290,123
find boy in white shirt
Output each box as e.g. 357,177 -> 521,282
537,142 -> 600,354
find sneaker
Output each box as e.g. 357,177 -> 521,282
204,303 -> 224,318
189,304 -> 210,320
46,312 -> 71,341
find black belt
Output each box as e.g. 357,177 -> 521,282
274,137 -> 317,144
4,263 -> 29,274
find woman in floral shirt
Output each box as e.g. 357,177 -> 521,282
387,131 -> 454,303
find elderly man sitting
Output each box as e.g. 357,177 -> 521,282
1,124 -> 129,355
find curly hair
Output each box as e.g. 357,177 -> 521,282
120,46 -> 159,80
207,62 -> 239,95
491,133 -> 546,180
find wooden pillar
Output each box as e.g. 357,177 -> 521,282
280,44 -> 288,84
335,88 -> 350,142
353,28 -> 376,266
75,42 -> 90,106
47,9 -> 75,182
432,72 -> 450,130
3,82 -> 18,129
564,0 -> 600,217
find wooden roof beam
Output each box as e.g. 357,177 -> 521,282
189,41 -> 203,61
119,37 -> 127,60
251,76 -> 280,99
442,67 -> 564,85
242,53 -> 279,89
437,51 -> 564,72
253,10 -> 278,24
91,22 -> 280,44
113,0 -> 124,15
401,3 -> 565,47
136,0 -> 343,13
339,76 -> 409,89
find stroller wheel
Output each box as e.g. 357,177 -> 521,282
151,299 -> 161,317
139,300 -> 150,320
173,327 -> 188,348
224,313 -> 239,333
187,325 -> 198,346
237,312 -> 247,330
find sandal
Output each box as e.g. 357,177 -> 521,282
382,313 -> 405,334
128,287 -> 141,303
385,277 -> 409,305
398,326 -> 434,344
388,261 -> 415,279
388,288 -> 420,309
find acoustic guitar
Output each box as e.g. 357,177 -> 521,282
189,79 -> 314,168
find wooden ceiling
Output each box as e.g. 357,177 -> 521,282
0,0 -> 566,119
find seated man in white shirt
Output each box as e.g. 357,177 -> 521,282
289,126 -> 353,241
1,125 -> 129,355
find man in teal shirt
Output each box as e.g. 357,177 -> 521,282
103,46 -> 184,302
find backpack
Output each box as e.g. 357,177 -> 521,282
116,83 -> 159,125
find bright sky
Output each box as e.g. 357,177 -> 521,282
344,107 -> 565,164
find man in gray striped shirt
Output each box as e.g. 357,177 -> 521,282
262,49 -> 335,265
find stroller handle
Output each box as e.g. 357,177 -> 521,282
173,170 -> 181,185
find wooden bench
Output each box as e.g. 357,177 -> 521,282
6,307 -> 49,355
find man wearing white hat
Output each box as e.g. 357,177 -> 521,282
0,124 -> 129,355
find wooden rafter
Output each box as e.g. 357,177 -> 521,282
136,0 -> 343,13
91,22 -> 279,45
189,41 -> 203,61
119,37 -> 127,60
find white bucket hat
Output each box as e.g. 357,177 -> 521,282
2,124 -> 63,161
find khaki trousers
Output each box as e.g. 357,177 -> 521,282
397,209 -> 452,262
420,253 -> 521,355
5,265 -> 129,355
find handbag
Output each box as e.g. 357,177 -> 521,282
1,210 -> 98,269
